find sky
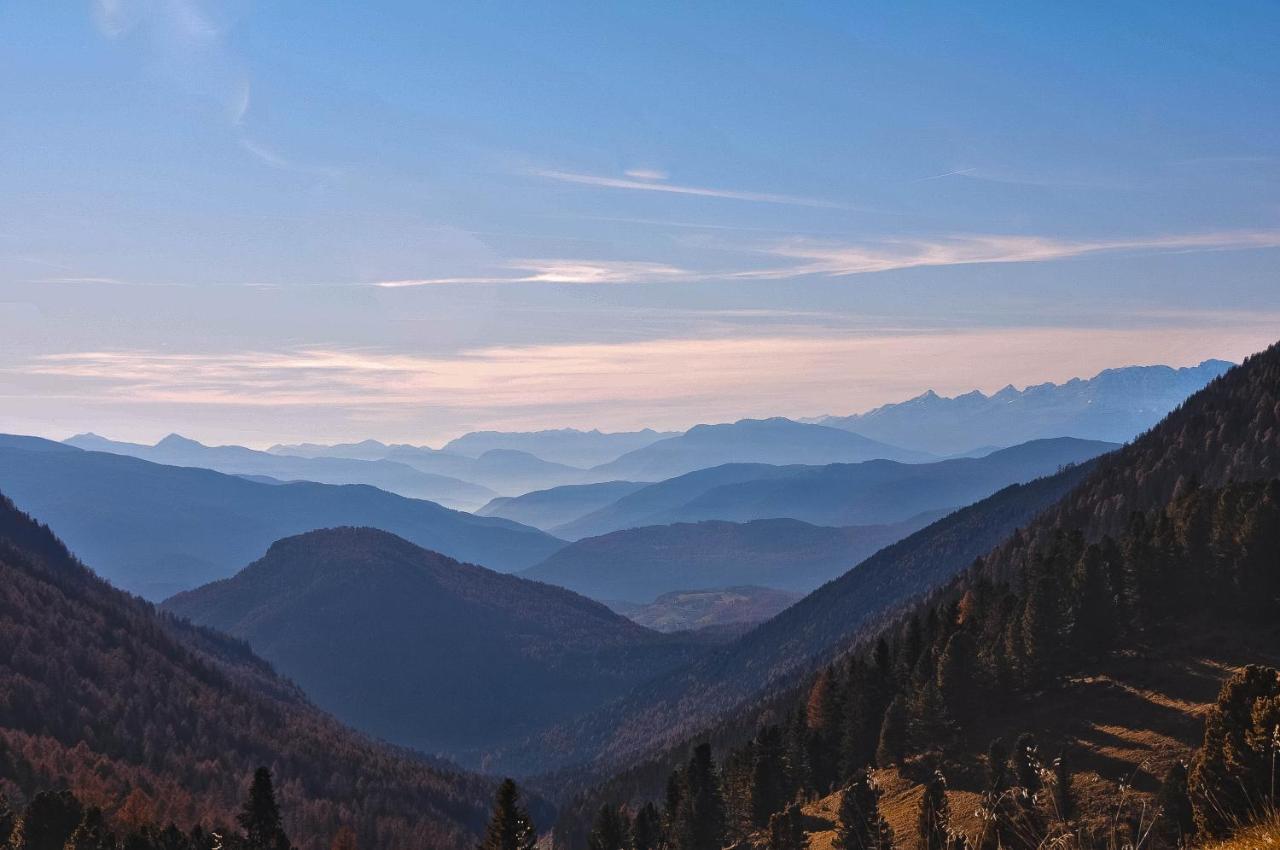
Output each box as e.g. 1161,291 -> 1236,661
1,1 -> 1278,446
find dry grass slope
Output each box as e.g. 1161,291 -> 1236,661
735,621 -> 1280,849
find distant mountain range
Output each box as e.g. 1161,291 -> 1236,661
589,417 -> 930,481
441,428 -> 678,468
554,437 -> 1116,540
164,527 -> 716,764
477,480 -> 650,531
0,436 -> 562,598
0,491 -> 499,850
66,432 -> 496,509
815,359 -> 1232,455
269,439 -> 588,496
608,586 -> 802,633
520,515 -> 941,602
499,460 -> 1102,774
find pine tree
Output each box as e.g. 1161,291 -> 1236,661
631,803 -> 661,850
587,805 -> 629,850
478,779 -> 537,850
936,631 -> 978,724
875,697 -> 907,767
673,744 -> 725,850
765,803 -> 803,850
749,726 -> 789,828
1189,664 -> 1280,837
785,710 -> 813,796
1020,561 -> 1063,685
663,771 -> 683,841
915,771 -> 950,850
237,768 -> 291,850
1070,543 -> 1117,661
806,668 -> 843,792
834,771 -> 893,850
11,790 -> 83,850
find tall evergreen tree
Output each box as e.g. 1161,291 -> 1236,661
477,779 -> 537,850
630,803 -> 661,850
834,771 -> 892,850
663,771 -> 683,842
749,726 -> 789,828
1189,664 -> 1280,838
875,697 -> 907,767
237,768 -> 290,850
1020,560 -> 1063,684
587,805 -> 629,850
1070,543 -> 1117,661
915,772 -> 950,850
935,630 -> 978,724
673,744 -> 725,850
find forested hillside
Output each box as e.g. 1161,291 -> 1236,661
164,528 -> 717,763
0,495 -> 500,850
551,342 -> 1280,849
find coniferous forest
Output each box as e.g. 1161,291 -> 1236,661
550,341 -> 1280,849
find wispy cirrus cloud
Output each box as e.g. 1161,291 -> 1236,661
375,258 -> 692,287
738,228 -> 1280,279
529,168 -> 859,210
374,228 -> 1280,287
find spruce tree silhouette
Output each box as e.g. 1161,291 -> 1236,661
237,768 -> 291,850
477,779 -> 536,850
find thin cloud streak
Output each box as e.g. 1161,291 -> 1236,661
530,169 -> 862,210
373,228 -> 1280,288
739,229 -> 1280,279
376,259 -> 691,287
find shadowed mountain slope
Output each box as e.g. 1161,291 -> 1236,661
478,480 -> 650,532
164,528 -> 717,765
521,515 -> 942,602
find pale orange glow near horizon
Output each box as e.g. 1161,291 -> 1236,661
8,322 -> 1275,448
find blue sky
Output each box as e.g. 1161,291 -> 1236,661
1,2 -> 1278,445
